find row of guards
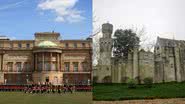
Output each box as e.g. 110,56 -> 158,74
0,85 -> 92,92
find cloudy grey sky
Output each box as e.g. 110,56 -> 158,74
93,0 -> 185,41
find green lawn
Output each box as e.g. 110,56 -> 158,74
93,82 -> 185,101
0,92 -> 92,104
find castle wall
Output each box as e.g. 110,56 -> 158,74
95,23 -> 185,84
97,65 -> 111,83
139,51 -> 154,83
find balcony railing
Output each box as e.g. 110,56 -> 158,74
63,70 -> 91,72
2,70 -> 33,73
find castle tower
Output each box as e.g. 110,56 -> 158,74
97,23 -> 113,83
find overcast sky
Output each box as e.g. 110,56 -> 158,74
93,0 -> 185,42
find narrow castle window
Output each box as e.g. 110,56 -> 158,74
157,46 -> 159,50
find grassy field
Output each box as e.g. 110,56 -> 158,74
0,92 -> 92,104
93,82 -> 185,101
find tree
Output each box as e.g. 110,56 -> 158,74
113,29 -> 140,61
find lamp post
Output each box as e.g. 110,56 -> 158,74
4,79 -> 7,85
88,79 -> 90,85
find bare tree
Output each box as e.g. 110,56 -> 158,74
92,10 -> 102,66
129,25 -> 155,52
92,28 -> 102,66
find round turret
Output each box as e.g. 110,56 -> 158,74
102,23 -> 113,34
102,23 -> 113,38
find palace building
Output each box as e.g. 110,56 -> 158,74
0,32 -> 92,85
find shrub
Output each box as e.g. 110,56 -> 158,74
143,77 -> 153,88
103,76 -> 112,83
121,77 -> 128,83
135,76 -> 141,84
93,76 -> 98,84
127,78 -> 137,89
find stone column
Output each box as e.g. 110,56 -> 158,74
1,54 -> 3,71
59,54 -> 62,72
70,62 -> 73,72
42,53 -> 44,71
57,53 -> 60,71
13,62 -> 15,72
50,53 -> 52,71
78,62 -> 81,72
35,53 -> 37,71
21,62 -> 23,72
0,54 -> 1,71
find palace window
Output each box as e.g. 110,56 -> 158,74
0,43 -> 2,48
45,62 -> 50,71
38,62 -> 42,71
24,62 -> 30,72
10,43 -> 13,48
64,62 -> 70,72
51,62 -> 56,71
54,76 -> 58,84
16,62 -> 22,72
26,43 -> 30,48
18,43 -> 22,48
65,43 -> 69,48
82,62 -> 88,71
7,62 -> 13,72
74,43 -> 77,48
82,43 -> 85,47
73,62 -> 78,72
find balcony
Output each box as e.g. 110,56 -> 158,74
2,70 -> 32,73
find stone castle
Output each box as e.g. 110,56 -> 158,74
93,23 -> 185,83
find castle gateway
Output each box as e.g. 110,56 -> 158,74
0,32 -> 92,85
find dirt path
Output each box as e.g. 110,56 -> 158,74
93,98 -> 185,104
